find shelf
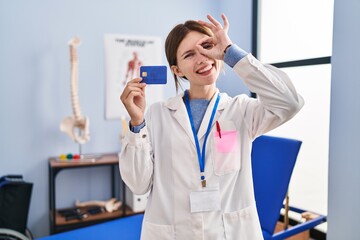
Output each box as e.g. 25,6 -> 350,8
53,205 -> 141,225
49,153 -> 125,234
55,207 -> 122,226
49,153 -> 118,169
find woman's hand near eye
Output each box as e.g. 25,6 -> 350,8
197,14 -> 233,60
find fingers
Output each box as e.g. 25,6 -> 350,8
120,78 -> 146,124
195,36 -> 214,55
122,87 -> 143,103
221,13 -> 229,32
120,78 -> 146,103
196,36 -> 213,47
197,20 -> 215,32
122,78 -> 145,94
206,14 -> 222,29
196,14 -> 232,60
198,14 -> 229,32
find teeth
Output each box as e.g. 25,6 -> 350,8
198,65 -> 212,73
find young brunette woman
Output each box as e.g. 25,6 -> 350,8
120,14 -> 304,240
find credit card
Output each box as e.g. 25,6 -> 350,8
140,66 -> 167,84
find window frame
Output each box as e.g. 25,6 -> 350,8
251,0 -> 332,68
251,1 -> 332,238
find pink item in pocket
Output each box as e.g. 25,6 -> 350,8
215,131 -> 237,153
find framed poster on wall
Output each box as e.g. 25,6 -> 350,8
104,34 -> 164,120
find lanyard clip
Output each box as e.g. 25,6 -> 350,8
201,179 -> 207,188
201,173 -> 206,188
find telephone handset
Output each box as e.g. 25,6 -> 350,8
60,37 -> 90,144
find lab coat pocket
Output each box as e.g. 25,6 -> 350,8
213,121 -> 240,175
141,221 -> 175,240
223,204 -> 263,240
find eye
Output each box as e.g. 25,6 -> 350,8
184,52 -> 194,59
201,42 -> 214,50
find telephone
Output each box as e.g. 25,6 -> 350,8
60,37 -> 90,144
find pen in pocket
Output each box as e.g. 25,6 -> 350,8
216,121 -> 221,138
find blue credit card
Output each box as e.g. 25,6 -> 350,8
140,66 -> 167,84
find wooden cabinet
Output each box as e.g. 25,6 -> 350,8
48,153 -> 135,234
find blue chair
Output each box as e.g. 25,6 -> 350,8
251,135 -> 326,239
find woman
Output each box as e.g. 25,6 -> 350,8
120,14 -> 304,240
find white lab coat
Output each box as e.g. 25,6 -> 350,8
119,54 -> 304,240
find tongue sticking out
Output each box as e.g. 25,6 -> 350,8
197,65 -> 213,75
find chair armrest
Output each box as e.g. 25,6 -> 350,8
272,206 -> 327,240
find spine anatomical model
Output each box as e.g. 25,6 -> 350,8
60,37 -> 90,144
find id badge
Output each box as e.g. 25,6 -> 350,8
190,187 -> 221,213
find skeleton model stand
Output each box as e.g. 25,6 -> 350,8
60,37 -> 90,153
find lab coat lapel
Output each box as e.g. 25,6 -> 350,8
165,94 -> 196,147
197,90 -> 222,141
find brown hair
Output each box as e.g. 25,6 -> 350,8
165,20 -> 213,93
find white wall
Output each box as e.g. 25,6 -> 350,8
327,0 -> 360,239
217,0 -> 253,97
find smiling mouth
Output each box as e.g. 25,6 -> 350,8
196,64 -> 214,74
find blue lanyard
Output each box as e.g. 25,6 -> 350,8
184,90 -> 220,186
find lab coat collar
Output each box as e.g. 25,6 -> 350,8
164,88 -> 229,111
164,89 -> 230,142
